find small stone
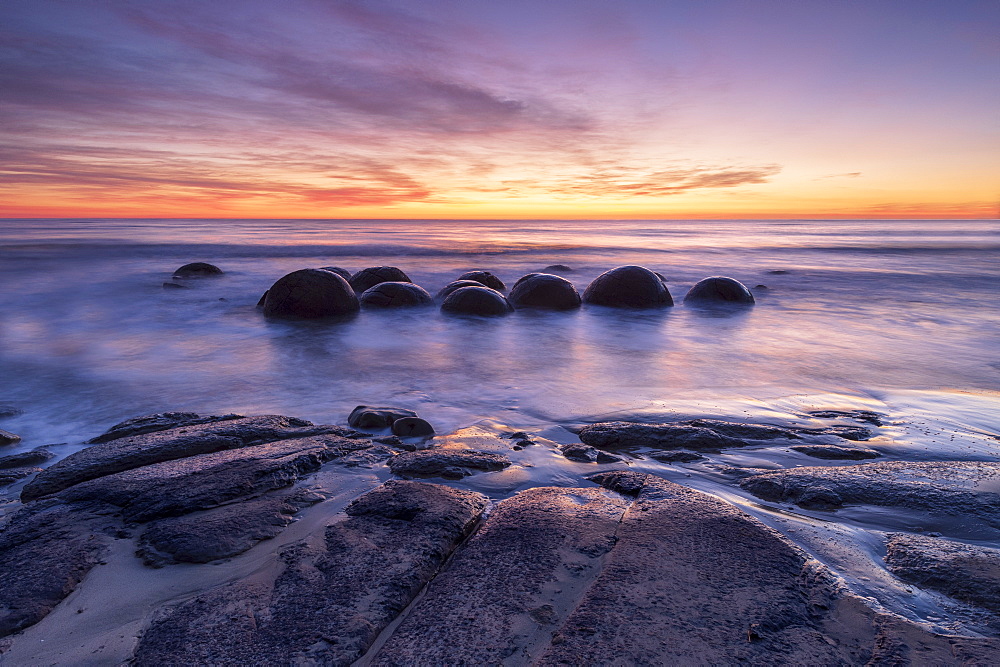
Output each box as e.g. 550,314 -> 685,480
595,452 -> 622,463
392,418 -> 435,438
561,444 -> 598,463
348,406 -> 417,429
0,430 -> 21,446
173,262 -> 223,278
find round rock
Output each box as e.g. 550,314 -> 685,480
391,417 -> 435,437
684,276 -> 755,304
582,265 -> 674,308
359,282 -> 432,309
440,286 -> 513,316
509,273 -> 581,310
435,280 -> 483,300
319,266 -> 352,281
349,266 -> 411,294
173,262 -> 223,278
262,269 -> 360,319
457,270 -> 505,291
512,273 -> 541,289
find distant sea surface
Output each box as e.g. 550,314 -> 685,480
1,218 -> 998,454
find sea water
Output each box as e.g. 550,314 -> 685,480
2,218 -> 1000,636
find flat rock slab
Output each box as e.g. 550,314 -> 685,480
388,449 -> 511,480
739,460 -> 1000,525
23,415 -> 356,500
885,533 -> 1000,615
86,412 -> 243,444
578,419 -> 871,452
373,486 -> 631,665
133,480 -> 488,665
0,448 -> 54,469
137,490 -> 320,567
57,433 -> 371,522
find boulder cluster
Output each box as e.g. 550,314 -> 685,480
155,261 -> 756,320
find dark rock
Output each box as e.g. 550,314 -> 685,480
319,266 -> 352,281
87,412 -> 243,444
162,282 -> 189,289
587,470 -> 648,496
0,500 -> 116,638
348,405 -> 417,429
582,265 -> 673,308
543,264 -> 573,273
808,409 -> 884,426
24,415 -> 352,501
133,481 -> 488,665
262,269 -> 360,319
172,262 -> 223,278
440,285 -> 513,316
0,405 -> 22,419
388,449 -> 510,479
578,421 -> 762,451
56,433 -> 373,523
684,276 -> 755,304
0,467 -> 42,485
649,450 -> 705,463
137,491 -> 314,567
791,444 -> 880,460
561,443 -> 599,462
0,448 -> 54,469
256,290 -> 268,307
512,272 -> 541,288
596,451 -> 622,463
884,533 -> 1000,614
754,284 -> 768,289
767,269 -> 790,275
739,460 -> 1000,529
0,429 -> 21,446
373,486 -> 630,664
509,273 -> 581,310
359,281 -> 432,308
349,266 -> 411,294
456,270 -> 505,291
374,434 -> 405,447
391,417 -> 435,437
797,424 -> 873,441
434,279 -> 482,300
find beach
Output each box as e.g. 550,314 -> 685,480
1,218 -> 998,663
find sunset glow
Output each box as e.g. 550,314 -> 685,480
2,0 -> 998,219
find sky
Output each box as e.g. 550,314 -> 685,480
1,0 -> 998,219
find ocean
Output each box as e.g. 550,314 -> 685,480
1,217 -> 999,635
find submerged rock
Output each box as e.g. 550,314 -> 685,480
560,444 -> 621,463
456,270 -> 505,291
0,405 -> 23,418
791,444 -> 880,460
683,276 -> 755,304
388,449 -> 510,479
739,460 -> 1000,526
359,281 -> 432,308
542,264 -> 573,273
348,406 -> 417,429
0,429 -> 22,446
808,409 -> 885,426
0,466 -> 42,486
262,268 -> 360,319
578,420 -> 798,451
509,273 -> 581,310
440,285 -> 513,316
318,266 -> 352,281
582,265 -> 673,308
133,481 -> 488,665
391,417 -> 435,437
349,266 -> 411,293
162,281 -> 189,289
435,279 -> 482,300
648,450 -> 705,463
884,533 -> 1000,614
172,262 -> 223,278
0,448 -> 54,469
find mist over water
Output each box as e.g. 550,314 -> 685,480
1,218 -> 997,448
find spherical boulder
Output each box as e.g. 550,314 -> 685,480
435,280 -> 483,300
511,273 -> 541,289
543,264 -> 573,273
349,405 -> 418,429
359,281 -> 432,308
391,417 -> 435,437
262,268 -> 359,319
173,262 -> 223,278
684,276 -> 755,305
349,266 -> 411,294
509,273 -> 581,310
319,266 -> 352,281
440,286 -> 513,316
457,270 -> 505,291
582,265 -> 673,308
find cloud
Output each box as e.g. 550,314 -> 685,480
815,172 -> 862,180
